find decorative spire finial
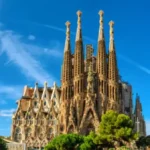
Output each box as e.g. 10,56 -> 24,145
76,10 -> 82,41
44,81 -> 47,87
109,20 -> 114,40
53,81 -> 57,87
98,10 -> 104,41
109,20 -> 115,52
64,21 -> 71,52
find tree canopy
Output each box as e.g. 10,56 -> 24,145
94,110 -> 138,148
146,135 -> 150,147
79,132 -> 99,150
45,133 -> 84,150
136,135 -> 150,148
45,110 -> 138,150
0,138 -> 7,150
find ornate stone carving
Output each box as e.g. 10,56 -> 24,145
87,63 -> 95,94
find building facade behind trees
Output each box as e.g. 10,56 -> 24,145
11,10 -> 146,149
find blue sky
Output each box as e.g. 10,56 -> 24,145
0,0 -> 150,136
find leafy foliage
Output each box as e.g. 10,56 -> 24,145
136,135 -> 150,148
0,138 -> 7,150
146,135 -> 150,147
136,136 -> 146,148
79,132 -> 99,150
96,110 -> 138,148
45,111 -> 138,150
45,133 -> 84,150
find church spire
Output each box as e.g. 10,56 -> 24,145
96,10 -> 107,115
61,21 -> 72,84
98,10 -> 104,41
109,21 -> 115,52
74,10 -> 84,77
76,10 -> 82,41
107,20 -> 119,111
108,20 -> 118,82
64,21 -> 71,52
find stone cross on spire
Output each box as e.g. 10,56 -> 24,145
75,10 -> 82,41
98,10 -> 104,41
109,21 -> 115,52
136,117 -> 140,132
64,21 -> 71,52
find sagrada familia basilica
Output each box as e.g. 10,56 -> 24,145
10,10 -> 146,149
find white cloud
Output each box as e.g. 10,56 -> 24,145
0,84 -> 22,104
43,48 -> 61,57
31,22 -> 96,43
23,42 -> 62,58
28,35 -> 36,41
0,30 -> 56,85
146,121 -> 150,135
0,84 -> 22,99
0,109 -> 16,117
118,54 -> 150,75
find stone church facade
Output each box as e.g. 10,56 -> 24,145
11,10 -> 146,149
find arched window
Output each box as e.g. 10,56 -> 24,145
17,115 -> 20,120
34,93 -> 37,98
44,101 -> 46,106
54,101 -> 56,106
25,128 -> 31,139
50,115 -> 53,120
48,128 -> 53,139
14,127 -> 21,142
86,124 -> 94,135
53,93 -> 56,98
49,128 -> 53,133
34,101 -> 37,107
37,127 -> 42,134
68,125 -> 74,133
60,124 -> 64,132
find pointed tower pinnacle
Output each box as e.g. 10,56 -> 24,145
98,10 -> 104,41
53,81 -> 57,87
64,21 -> 71,52
76,10 -> 82,41
44,81 -> 47,87
109,21 -> 115,52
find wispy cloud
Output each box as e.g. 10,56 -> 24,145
28,35 -> 36,41
0,30 -> 56,85
0,109 -> 16,117
118,54 -> 150,75
0,84 -> 22,104
30,22 -> 96,43
0,84 -> 22,98
44,48 -> 62,57
23,41 -> 62,58
146,120 -> 150,135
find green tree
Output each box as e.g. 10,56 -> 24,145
146,135 -> 150,147
79,131 -> 101,150
45,133 -> 84,150
0,138 -> 7,150
95,110 -> 138,148
136,136 -> 146,148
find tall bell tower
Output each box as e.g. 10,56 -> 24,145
107,21 -> 119,111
